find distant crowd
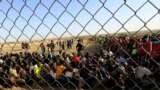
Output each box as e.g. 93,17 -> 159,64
21,39 -> 75,54
0,34 -> 160,90
97,34 -> 160,63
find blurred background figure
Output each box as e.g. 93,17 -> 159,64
76,40 -> 84,54
39,42 -> 46,55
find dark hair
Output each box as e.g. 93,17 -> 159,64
142,35 -> 149,42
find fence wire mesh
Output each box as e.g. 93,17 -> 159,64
0,0 -> 160,90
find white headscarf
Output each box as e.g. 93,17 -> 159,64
135,67 -> 152,79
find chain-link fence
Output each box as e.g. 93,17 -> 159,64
0,0 -> 160,90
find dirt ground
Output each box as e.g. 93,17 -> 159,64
0,37 -> 99,55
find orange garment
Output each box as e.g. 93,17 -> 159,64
56,65 -> 66,79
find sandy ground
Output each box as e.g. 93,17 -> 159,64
0,37 -> 100,55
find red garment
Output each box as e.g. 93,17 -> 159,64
137,41 -> 152,55
151,45 -> 160,58
72,55 -> 80,64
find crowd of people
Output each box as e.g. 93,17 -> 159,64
0,34 -> 160,90
21,42 -> 30,50
38,39 -> 74,54
98,34 -> 160,60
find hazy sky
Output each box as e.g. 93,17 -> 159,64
0,0 -> 160,42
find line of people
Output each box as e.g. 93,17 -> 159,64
39,39 -> 74,54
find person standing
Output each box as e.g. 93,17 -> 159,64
76,40 -> 84,54
40,42 -> 46,55
50,40 -> 55,53
47,43 -> 50,53
137,35 -> 152,66
59,41 -> 62,50
62,41 -> 65,50
21,42 -> 25,50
